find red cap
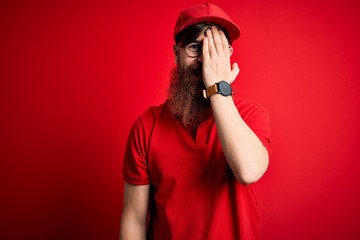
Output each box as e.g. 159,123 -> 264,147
174,3 -> 241,42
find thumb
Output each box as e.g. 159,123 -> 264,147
230,62 -> 240,83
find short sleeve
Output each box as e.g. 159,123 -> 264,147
122,115 -> 151,185
236,98 -> 272,155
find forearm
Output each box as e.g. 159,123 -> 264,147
119,183 -> 150,240
119,216 -> 147,240
210,94 -> 269,184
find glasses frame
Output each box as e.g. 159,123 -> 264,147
177,41 -> 233,58
178,41 -> 202,58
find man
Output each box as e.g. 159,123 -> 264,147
120,3 -> 271,240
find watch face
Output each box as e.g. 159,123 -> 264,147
218,81 -> 232,96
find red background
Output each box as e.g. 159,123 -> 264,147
1,0 -> 359,239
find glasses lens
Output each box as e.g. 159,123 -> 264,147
185,42 -> 201,57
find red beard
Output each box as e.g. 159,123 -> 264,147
167,62 -> 211,132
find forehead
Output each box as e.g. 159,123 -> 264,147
195,32 -> 206,42
188,28 -> 207,44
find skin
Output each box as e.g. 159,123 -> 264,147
119,26 -> 269,240
201,26 -> 269,184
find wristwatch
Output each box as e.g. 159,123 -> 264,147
202,81 -> 233,99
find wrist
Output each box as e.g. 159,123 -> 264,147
202,81 -> 233,99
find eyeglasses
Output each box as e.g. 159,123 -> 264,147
179,41 -> 202,58
178,41 -> 233,58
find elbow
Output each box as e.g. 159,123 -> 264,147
234,153 -> 269,185
236,173 -> 264,185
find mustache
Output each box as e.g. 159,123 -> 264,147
186,62 -> 202,76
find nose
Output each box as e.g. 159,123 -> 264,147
196,54 -> 203,63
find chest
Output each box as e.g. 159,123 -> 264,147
147,115 -> 231,191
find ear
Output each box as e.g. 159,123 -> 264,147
229,46 -> 233,56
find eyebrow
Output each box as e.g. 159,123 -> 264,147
191,40 -> 202,44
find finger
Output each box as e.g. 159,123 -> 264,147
202,36 -> 210,59
219,30 -> 230,54
211,26 -> 223,55
205,28 -> 216,57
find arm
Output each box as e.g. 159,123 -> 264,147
202,26 -> 269,184
120,182 -> 150,240
210,94 -> 269,184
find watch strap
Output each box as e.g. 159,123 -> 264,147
202,84 -> 219,99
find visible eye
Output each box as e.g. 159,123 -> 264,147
187,43 -> 201,52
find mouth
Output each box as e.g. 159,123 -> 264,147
192,65 -> 202,77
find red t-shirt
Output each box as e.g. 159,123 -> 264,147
123,97 -> 271,240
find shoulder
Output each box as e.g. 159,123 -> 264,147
233,97 -> 269,119
130,101 -> 171,134
138,101 -> 167,124
124,102 -> 168,157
